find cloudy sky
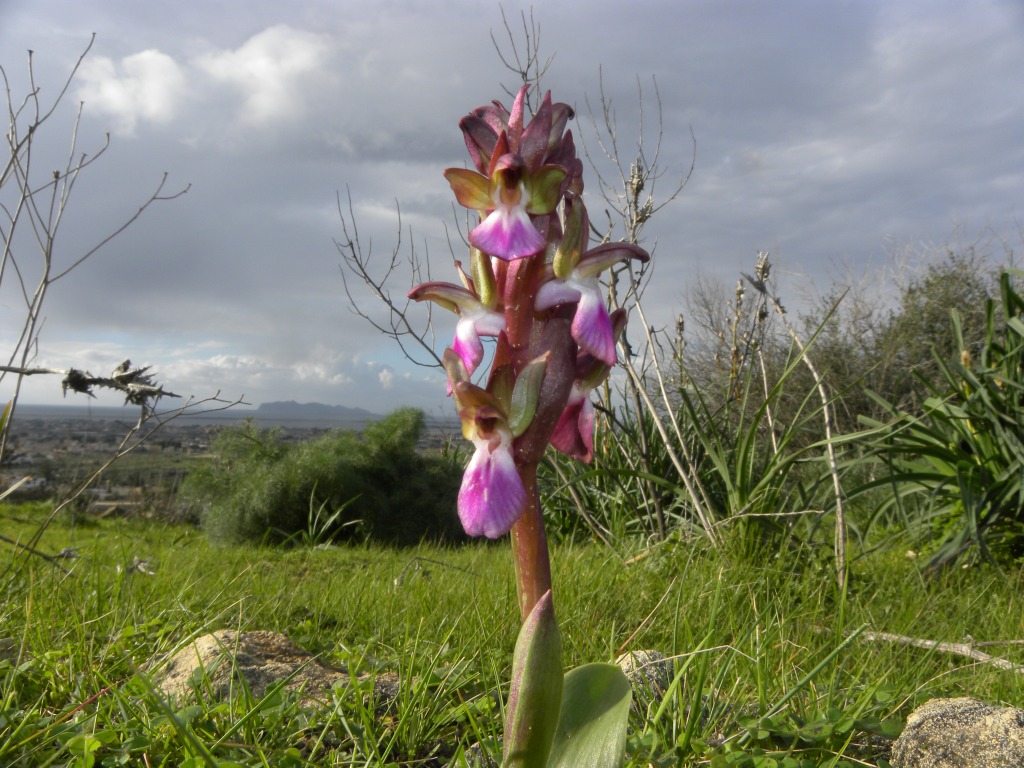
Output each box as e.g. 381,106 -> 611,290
1,0 -> 1021,417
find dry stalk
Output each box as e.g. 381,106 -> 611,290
742,253 -> 848,589
2,40 -> 188,458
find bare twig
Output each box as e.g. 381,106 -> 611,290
334,190 -> 443,369
0,41 -> 237,579
854,629 -> 1024,674
576,67 -> 706,543
1,40 -> 188,459
50,173 -> 191,282
624,300 -> 720,544
490,5 -> 554,111
581,71 -> 694,248
0,533 -> 72,575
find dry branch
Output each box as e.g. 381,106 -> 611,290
856,629 -> 1024,674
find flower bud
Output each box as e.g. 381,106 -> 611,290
503,590 -> 563,768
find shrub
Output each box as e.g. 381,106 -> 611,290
181,408 -> 465,546
797,247 -> 997,433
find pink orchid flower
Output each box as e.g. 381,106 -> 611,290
408,282 -> 504,379
459,87 -> 575,174
548,383 -> 596,462
459,415 -> 527,538
444,350 -> 527,538
548,309 -> 628,463
445,151 -> 565,261
535,244 -> 648,366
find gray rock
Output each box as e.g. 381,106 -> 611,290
154,629 -> 399,708
450,742 -> 500,767
615,649 -> 674,697
615,648 -> 726,740
0,638 -> 23,665
891,696 -> 1024,768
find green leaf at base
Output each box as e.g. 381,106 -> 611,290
547,662 -> 631,768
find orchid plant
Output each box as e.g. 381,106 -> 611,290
410,86 -> 649,767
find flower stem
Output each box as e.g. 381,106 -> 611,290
510,461 -> 553,622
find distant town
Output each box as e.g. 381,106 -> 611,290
1,401 -> 458,507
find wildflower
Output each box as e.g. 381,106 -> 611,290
459,87 -> 576,177
548,383 -> 596,462
536,244 -> 648,366
459,416 -> 526,538
408,281 -> 503,377
445,149 -> 565,261
548,309 -> 628,462
444,350 -> 527,538
410,86 -> 650,544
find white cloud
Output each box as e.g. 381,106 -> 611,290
77,49 -> 185,134
197,25 -> 331,124
295,355 -> 354,386
378,367 -> 395,389
161,354 -> 272,396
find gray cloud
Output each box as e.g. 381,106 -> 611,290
2,0 -> 1022,414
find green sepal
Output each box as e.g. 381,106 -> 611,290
507,353 -> 549,438
525,165 -> 567,215
471,248 -> 498,310
503,590 -> 563,768
443,348 -> 469,388
445,167 -> 492,211
410,282 -> 480,314
488,362 -> 516,416
553,198 -> 585,279
547,663 -> 632,768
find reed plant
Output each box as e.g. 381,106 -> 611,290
544,256 -> 848,577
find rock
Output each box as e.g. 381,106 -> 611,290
154,629 -> 399,708
453,742 -> 500,767
616,649 -> 674,697
891,696 -> 1024,768
0,638 -> 23,665
615,648 -> 730,743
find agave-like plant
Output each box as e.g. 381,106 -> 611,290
854,269 -> 1024,570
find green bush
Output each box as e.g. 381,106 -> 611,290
797,248 -> 996,433
181,408 -> 466,546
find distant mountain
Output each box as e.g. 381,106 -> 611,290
254,400 -> 379,423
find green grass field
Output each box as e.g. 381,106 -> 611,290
1,504 -> 1022,767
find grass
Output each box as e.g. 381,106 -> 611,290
2,504 -> 1023,767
